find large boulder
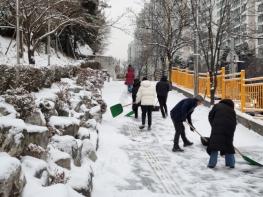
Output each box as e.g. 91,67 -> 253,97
25,109 -> 46,126
81,139 -> 97,162
78,127 -> 99,151
0,117 -> 27,157
49,116 -> 80,137
48,146 -> 71,170
21,156 -> 49,186
85,105 -> 102,122
23,124 -> 49,159
25,124 -> 49,148
0,153 -> 26,197
68,162 -> 93,197
50,135 -> 80,166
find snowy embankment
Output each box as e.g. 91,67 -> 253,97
0,65 -> 108,196
93,81 -> 263,197
0,35 -> 92,67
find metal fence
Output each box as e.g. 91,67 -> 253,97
171,67 -> 263,113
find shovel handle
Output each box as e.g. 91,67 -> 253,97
185,122 -> 209,143
123,103 -> 132,107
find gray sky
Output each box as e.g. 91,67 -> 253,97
104,0 -> 143,61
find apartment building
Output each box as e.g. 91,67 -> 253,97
216,0 -> 263,57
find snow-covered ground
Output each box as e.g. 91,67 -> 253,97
94,81 -> 263,197
0,35 -> 92,67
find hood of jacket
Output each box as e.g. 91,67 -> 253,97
161,76 -> 168,82
141,80 -> 151,88
219,99 -> 235,109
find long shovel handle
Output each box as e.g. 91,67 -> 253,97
185,122 -> 209,143
123,103 -> 132,107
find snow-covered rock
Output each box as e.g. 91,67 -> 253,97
78,127 -> 99,151
39,100 -> 58,120
0,100 -> 18,118
23,183 -> 84,197
68,162 -> 93,197
49,116 -> 80,137
0,153 -> 26,197
21,156 -> 49,186
0,117 -> 26,156
25,109 -> 46,126
48,146 -> 71,170
81,139 -> 97,162
0,116 -> 49,158
50,135 -> 79,164
83,119 -> 97,129
25,124 -> 49,148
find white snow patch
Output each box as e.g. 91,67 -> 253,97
25,124 -> 48,133
89,106 -> 101,116
48,146 -> 71,163
0,116 -> 26,130
0,152 -> 21,180
49,116 -> 80,128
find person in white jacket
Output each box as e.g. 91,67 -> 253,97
136,77 -> 156,130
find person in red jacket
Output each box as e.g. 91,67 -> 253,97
125,65 -> 135,93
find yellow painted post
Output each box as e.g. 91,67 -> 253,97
221,67 -> 226,99
206,72 -> 210,97
240,70 -> 246,112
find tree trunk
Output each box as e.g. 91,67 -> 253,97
209,71 -> 216,105
28,47 -> 35,64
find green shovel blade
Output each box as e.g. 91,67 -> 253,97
125,111 -> 135,117
242,155 -> 263,167
110,104 -> 123,118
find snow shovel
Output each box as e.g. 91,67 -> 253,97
125,111 -> 135,117
186,122 -> 263,167
110,103 -> 132,118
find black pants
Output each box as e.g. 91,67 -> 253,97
132,104 -> 139,118
172,120 -> 189,147
141,105 -> 153,126
157,95 -> 168,117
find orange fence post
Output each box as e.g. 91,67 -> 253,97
240,70 -> 246,112
221,67 -> 226,99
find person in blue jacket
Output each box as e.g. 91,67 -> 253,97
170,95 -> 204,152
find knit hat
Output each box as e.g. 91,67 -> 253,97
195,95 -> 204,102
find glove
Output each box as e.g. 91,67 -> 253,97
189,124 -> 195,132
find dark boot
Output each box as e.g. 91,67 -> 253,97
147,125 -> 151,131
172,145 -> 184,152
184,141 -> 193,147
139,125 -> 145,130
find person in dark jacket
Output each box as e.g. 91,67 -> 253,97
207,99 -> 237,168
132,79 -> 141,119
156,76 -> 170,118
170,95 -> 204,152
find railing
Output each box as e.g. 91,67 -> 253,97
171,67 -> 263,113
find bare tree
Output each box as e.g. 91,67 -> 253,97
134,0 -> 190,80
0,0 -> 103,64
189,0 -> 232,104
